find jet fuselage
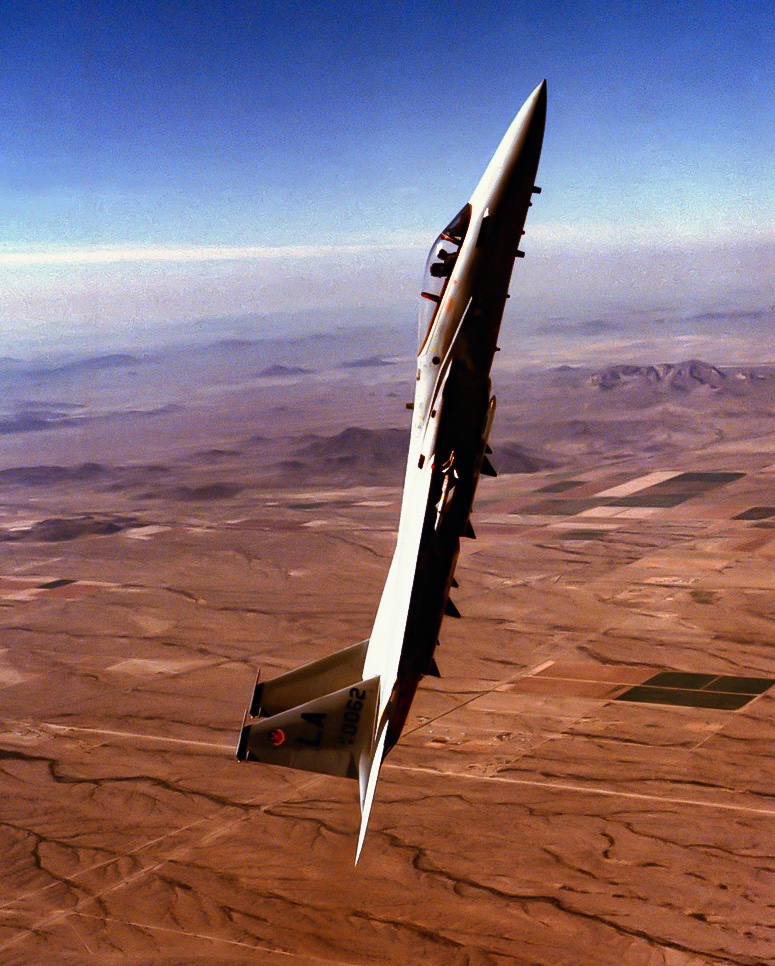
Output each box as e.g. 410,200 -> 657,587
236,81 -> 547,861
377,81 -> 547,751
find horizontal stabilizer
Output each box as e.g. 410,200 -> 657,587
250,639 -> 369,717
237,675 -> 380,781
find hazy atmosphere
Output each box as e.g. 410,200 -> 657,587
1,0 -> 772,362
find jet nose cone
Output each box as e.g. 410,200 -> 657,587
469,79 -> 547,210
525,79 -> 547,124
518,78 -> 547,151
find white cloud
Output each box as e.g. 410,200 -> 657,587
0,241 -> 426,267
0,231 -> 771,359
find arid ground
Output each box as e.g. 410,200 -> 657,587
1,343 -> 774,965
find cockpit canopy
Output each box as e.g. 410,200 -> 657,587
418,204 -> 472,349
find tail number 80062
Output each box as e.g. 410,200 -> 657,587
339,686 -> 366,746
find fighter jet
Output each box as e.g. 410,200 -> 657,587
236,80 -> 547,861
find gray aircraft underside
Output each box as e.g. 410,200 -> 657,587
237,80 -> 547,862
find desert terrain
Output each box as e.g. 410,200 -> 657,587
1,339 -> 774,965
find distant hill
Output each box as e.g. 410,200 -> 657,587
0,411 -> 73,434
0,514 -> 140,542
47,353 -> 142,377
492,442 -> 555,474
290,427 -> 409,483
172,483 -> 242,501
257,364 -> 313,378
300,426 -> 408,464
282,426 -> 551,484
0,463 -> 110,486
588,359 -> 750,392
0,401 -> 86,434
340,355 -> 396,369
0,463 -> 174,491
213,339 -> 258,351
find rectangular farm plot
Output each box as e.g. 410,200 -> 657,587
510,661 -> 655,700
734,506 -> 775,521
609,494 -> 690,508
519,471 -> 746,517
514,663 -> 774,712
518,498 -> 606,516
549,528 -> 611,541
616,670 -> 774,711
596,471 -> 683,498
536,480 -> 587,494
607,471 -> 746,508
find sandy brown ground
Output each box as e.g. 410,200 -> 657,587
1,353 -> 774,965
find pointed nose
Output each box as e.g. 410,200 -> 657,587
469,80 -> 547,210
532,79 -> 547,109
517,79 -> 547,149
525,78 -> 547,149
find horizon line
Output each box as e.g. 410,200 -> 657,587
1,227 -> 772,267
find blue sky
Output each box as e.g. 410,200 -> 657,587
1,0 -> 773,358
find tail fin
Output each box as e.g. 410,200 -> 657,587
237,674 -> 380,782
